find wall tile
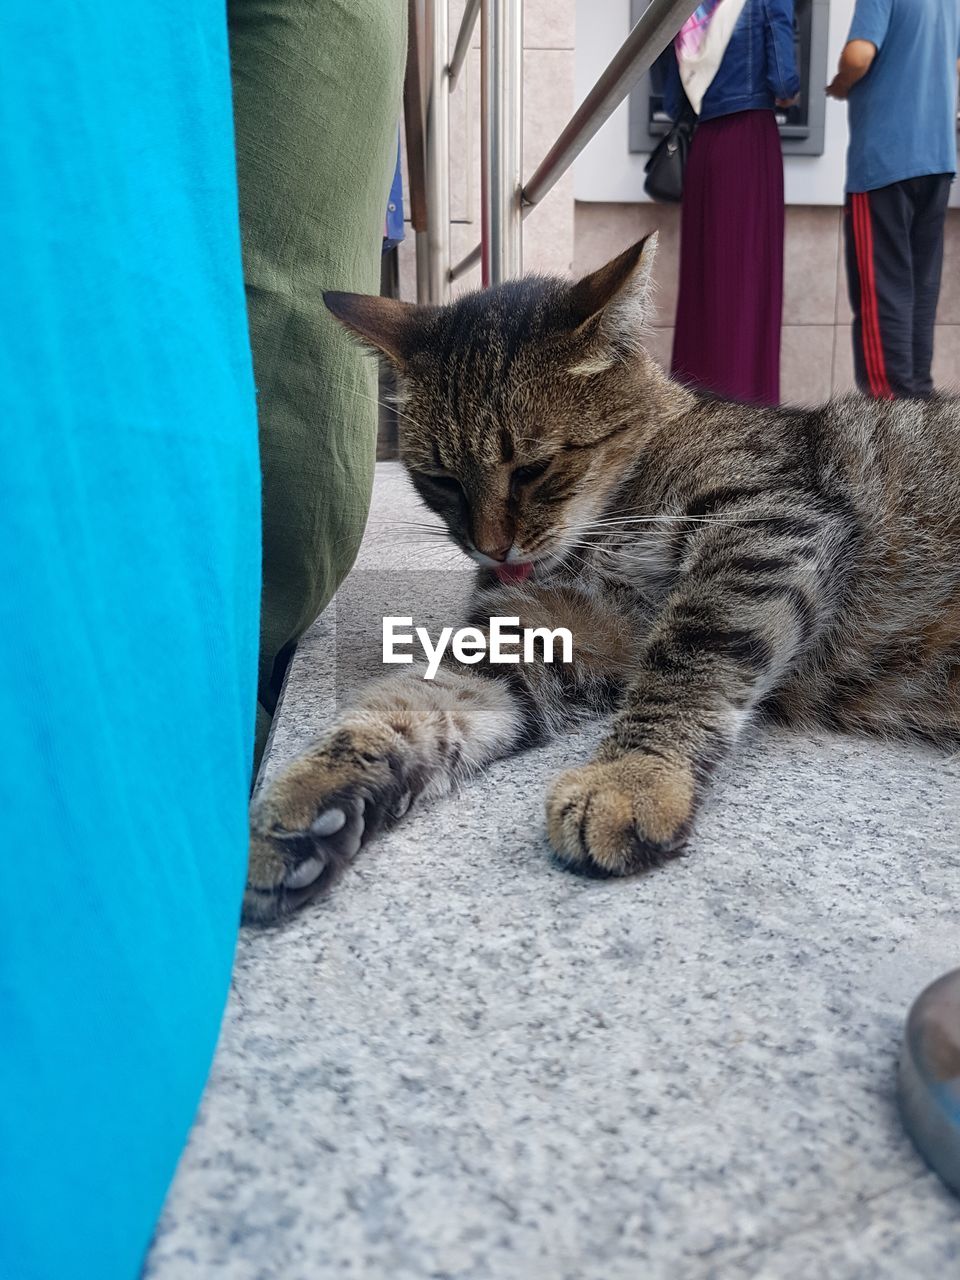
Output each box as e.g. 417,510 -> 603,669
450,0 -> 577,55
831,324 -> 856,396
784,206 -> 840,325
780,325 -> 835,406
448,47 -> 479,223
643,326 -> 674,372
932,325 -> 960,393
523,49 -> 575,175
574,202 -> 646,274
835,208 -> 852,324
524,172 -> 575,276
574,201 -> 679,325
645,203 -> 681,327
522,49 -> 576,277
935,211 -> 960,325
524,0 -> 576,49
450,220 -> 482,296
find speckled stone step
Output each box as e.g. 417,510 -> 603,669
145,464 -> 960,1280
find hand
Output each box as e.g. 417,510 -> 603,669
826,75 -> 850,100
776,94 -> 799,108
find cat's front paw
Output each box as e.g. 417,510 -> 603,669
545,753 -> 694,878
244,725 -> 413,924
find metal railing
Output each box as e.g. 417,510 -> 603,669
405,0 -> 701,301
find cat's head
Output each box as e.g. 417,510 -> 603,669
324,235 -> 672,581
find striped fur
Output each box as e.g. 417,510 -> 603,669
245,237 -> 960,922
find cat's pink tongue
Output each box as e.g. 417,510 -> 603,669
494,562 -> 533,584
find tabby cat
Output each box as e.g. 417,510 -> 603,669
244,235 -> 960,924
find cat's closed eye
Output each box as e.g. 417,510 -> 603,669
511,460 -> 551,497
419,471 -> 462,494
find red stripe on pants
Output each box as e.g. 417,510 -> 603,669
851,195 -> 879,397
852,193 -> 894,400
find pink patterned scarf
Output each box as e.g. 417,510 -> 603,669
674,0 -> 748,113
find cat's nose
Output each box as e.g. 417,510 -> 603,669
478,538 -> 512,562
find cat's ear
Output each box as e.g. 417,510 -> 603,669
565,232 -> 657,371
323,291 -> 420,365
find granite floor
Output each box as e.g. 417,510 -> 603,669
146,463 -> 960,1279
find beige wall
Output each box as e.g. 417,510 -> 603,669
575,202 -> 960,404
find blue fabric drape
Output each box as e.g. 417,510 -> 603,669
0,4 -> 259,1276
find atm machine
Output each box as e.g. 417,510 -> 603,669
628,0 -> 831,157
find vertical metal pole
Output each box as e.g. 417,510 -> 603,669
423,0 -> 450,303
480,0 -> 523,286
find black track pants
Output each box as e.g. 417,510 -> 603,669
844,174 -> 952,399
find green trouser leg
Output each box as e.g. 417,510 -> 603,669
228,0 -> 407,766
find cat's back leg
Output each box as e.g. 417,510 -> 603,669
771,600 -> 960,746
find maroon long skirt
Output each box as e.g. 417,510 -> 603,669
671,109 -> 785,406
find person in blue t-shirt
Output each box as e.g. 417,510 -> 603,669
827,0 -> 960,398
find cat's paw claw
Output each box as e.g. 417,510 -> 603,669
243,730 -> 407,923
244,805 -> 359,924
283,853 -> 327,891
545,754 -> 694,878
307,795 -> 366,862
311,807 -> 347,837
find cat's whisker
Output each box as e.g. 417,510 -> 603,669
578,514 -> 788,528
367,539 -> 453,549
366,524 -> 449,534
367,529 -> 452,541
323,374 -> 429,433
321,522 -> 451,552
367,519 -> 449,532
555,547 -> 599,576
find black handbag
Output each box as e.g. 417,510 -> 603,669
643,102 -> 697,204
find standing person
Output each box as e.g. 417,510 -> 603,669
667,0 -> 800,406
828,0 -> 960,399
229,0 -> 407,768
1,3 -> 260,1277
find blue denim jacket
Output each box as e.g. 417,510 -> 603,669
664,0 -> 800,123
